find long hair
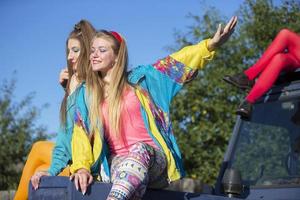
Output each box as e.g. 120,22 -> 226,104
60,20 -> 96,125
86,31 -> 129,138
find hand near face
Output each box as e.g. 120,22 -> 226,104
31,171 -> 50,190
59,67 -> 69,89
208,16 -> 238,51
70,168 -> 93,195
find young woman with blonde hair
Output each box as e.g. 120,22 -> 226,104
69,17 -> 237,199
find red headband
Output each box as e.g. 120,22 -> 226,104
110,31 -> 123,43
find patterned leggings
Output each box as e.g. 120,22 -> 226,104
107,142 -> 168,200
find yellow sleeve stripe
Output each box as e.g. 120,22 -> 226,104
70,124 -> 94,174
170,39 -> 215,70
92,129 -> 102,164
135,89 -> 181,181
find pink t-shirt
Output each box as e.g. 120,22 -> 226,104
101,88 -> 158,155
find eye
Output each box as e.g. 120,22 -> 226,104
72,47 -> 80,53
99,47 -> 107,53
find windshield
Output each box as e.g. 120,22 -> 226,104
231,98 -> 300,187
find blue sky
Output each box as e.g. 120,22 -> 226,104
0,0 -> 249,136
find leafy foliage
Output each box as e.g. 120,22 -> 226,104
170,0 -> 300,184
0,79 -> 49,190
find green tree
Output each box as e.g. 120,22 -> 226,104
170,0 -> 300,184
0,79 -> 49,190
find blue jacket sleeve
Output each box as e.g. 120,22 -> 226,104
48,127 -> 72,176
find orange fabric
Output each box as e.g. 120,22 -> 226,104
14,141 -> 70,200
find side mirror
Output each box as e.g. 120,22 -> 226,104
222,168 -> 243,198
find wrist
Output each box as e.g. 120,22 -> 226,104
36,170 -> 50,176
207,39 -> 217,51
76,168 -> 90,174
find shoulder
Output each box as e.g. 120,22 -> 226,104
73,82 -> 88,106
128,65 -> 149,84
74,82 -> 87,97
128,63 -> 167,85
76,81 -> 86,91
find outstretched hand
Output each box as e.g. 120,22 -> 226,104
208,16 -> 238,51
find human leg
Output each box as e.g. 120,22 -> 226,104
132,145 -> 168,199
237,53 -> 300,118
14,141 -> 54,200
108,142 -> 167,200
224,29 -> 300,89
245,29 -> 300,80
246,53 -> 299,103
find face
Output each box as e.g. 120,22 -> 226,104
90,37 -> 117,73
67,38 -> 81,71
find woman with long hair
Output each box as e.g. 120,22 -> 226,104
14,19 -> 95,200
69,17 -> 237,199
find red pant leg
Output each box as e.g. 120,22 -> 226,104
245,29 -> 300,80
246,53 -> 300,103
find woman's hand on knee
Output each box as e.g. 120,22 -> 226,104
70,168 -> 93,195
31,171 -> 50,190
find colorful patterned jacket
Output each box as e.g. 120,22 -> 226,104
69,39 -> 215,183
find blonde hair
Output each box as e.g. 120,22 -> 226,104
86,31 -> 129,138
60,20 -> 96,125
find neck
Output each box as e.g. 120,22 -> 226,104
101,69 -> 112,84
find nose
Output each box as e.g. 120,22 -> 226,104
68,51 -> 74,60
90,49 -> 100,58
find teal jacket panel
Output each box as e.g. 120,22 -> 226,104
48,88 -> 79,176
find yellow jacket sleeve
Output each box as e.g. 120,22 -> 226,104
70,123 -> 94,174
170,39 -> 215,69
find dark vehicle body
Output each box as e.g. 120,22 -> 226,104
29,72 -> 300,199
214,71 -> 300,200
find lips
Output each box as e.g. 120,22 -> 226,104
70,59 -> 76,64
92,60 -> 101,64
